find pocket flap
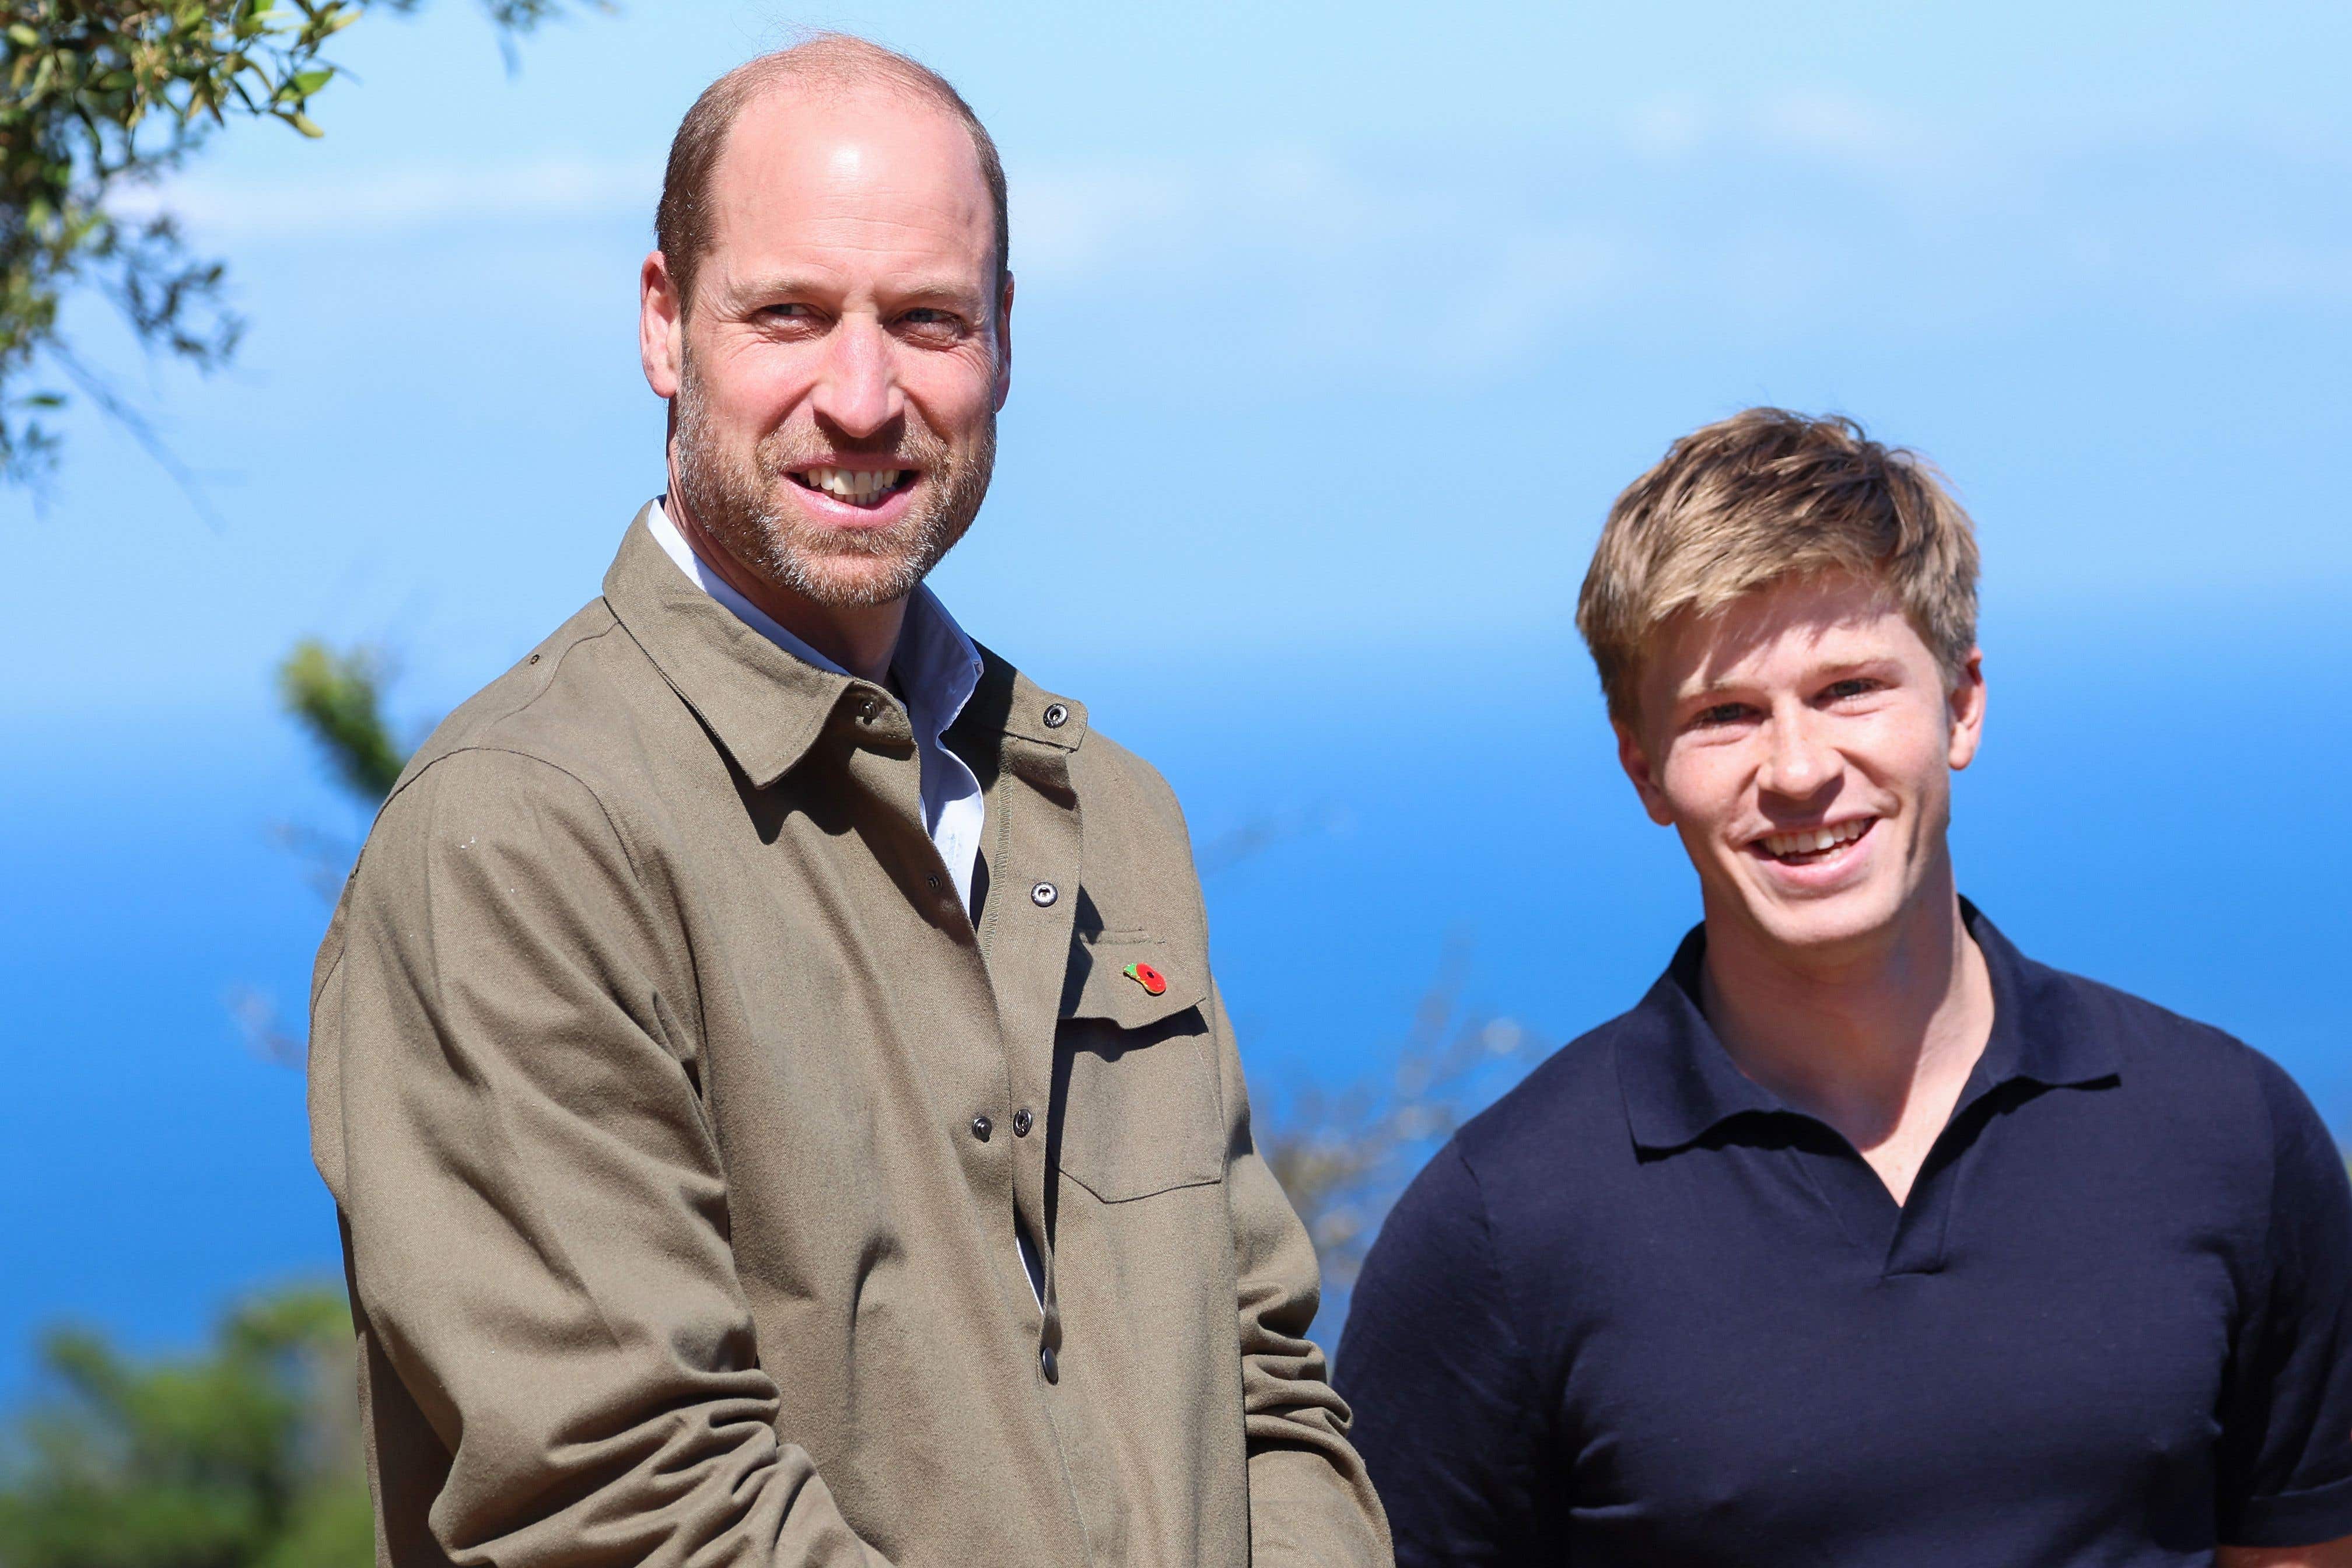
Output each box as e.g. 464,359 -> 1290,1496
1060,935 -> 1205,1030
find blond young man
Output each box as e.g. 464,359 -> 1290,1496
1336,410 -> 2352,1566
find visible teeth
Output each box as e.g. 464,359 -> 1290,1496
802,467 -> 904,503
1760,819 -> 1870,859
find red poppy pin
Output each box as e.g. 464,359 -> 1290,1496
1122,960 -> 1168,996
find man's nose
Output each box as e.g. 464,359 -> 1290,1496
810,317 -> 903,438
1758,706 -> 1839,800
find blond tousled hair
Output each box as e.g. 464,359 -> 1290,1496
1575,408 -> 1982,724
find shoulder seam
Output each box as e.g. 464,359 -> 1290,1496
380,614 -> 634,849
403,612 -> 626,783
386,742 -> 652,893
1453,1143 -> 1546,1450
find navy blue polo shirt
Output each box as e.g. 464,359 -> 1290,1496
1338,905 -> 2352,1566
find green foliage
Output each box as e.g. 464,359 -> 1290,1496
0,1284 -> 373,1568
0,0 -> 592,489
278,638 -> 408,802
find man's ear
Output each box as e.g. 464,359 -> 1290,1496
640,251 -> 684,400
992,271 -> 1015,412
1946,646 -> 1986,771
1615,718 -> 1677,827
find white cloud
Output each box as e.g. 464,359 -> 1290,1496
1009,101 -> 2352,372
1436,227 -> 1639,369
1013,147 -> 1401,282
1017,161 -> 1199,275
1622,96 -> 1712,159
2220,239 -> 2352,303
108,105 -> 2352,375
115,155 -> 661,240
1751,91 -> 1929,166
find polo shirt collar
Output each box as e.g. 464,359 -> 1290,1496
1619,901 -> 2120,1154
1616,930 -> 1781,1152
1959,898 -> 2123,1093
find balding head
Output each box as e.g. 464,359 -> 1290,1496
655,34 -> 1010,314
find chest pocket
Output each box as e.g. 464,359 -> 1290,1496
1053,935 -> 1226,1202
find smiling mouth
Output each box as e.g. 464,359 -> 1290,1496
1752,817 -> 1876,865
790,466 -> 915,509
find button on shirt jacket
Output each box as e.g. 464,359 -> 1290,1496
307,505 -> 1389,1568
1339,905 -> 2352,1567
644,496 -> 989,915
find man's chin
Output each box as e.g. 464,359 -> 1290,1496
778,548 -> 932,609
1727,880 -> 1909,965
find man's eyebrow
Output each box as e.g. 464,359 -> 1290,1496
1679,653 -> 1901,700
1674,684 -> 1753,710
1806,653 -> 1905,681
716,267 -> 832,299
727,272 -> 987,312
881,278 -> 991,313
1676,671 -> 1756,701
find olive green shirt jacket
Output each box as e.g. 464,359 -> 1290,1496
307,508 -> 1390,1568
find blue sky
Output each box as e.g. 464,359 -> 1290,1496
4,0 -> 2350,1394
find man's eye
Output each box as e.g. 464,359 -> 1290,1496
764,303 -> 820,321
1692,703 -> 1751,729
1823,678 -> 1881,702
899,309 -> 965,338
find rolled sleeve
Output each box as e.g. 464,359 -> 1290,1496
312,747 -> 890,1567
2217,1054 -> 2352,1548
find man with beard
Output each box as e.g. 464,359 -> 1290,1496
307,34 -> 1388,1568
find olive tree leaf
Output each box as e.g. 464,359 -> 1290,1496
0,0 -> 606,500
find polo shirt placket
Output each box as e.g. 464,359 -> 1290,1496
1621,920 -> 2120,1283
1342,901 -> 2352,1567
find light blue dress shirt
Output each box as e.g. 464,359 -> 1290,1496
649,497 -> 987,911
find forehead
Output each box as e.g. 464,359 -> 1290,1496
1650,571 -> 1934,696
702,81 -> 994,289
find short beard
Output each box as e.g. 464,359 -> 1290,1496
671,351 -> 995,609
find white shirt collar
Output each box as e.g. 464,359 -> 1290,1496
647,496 -> 983,744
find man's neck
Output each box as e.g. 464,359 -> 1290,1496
1698,877 -> 1993,1168
663,466 -> 907,687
